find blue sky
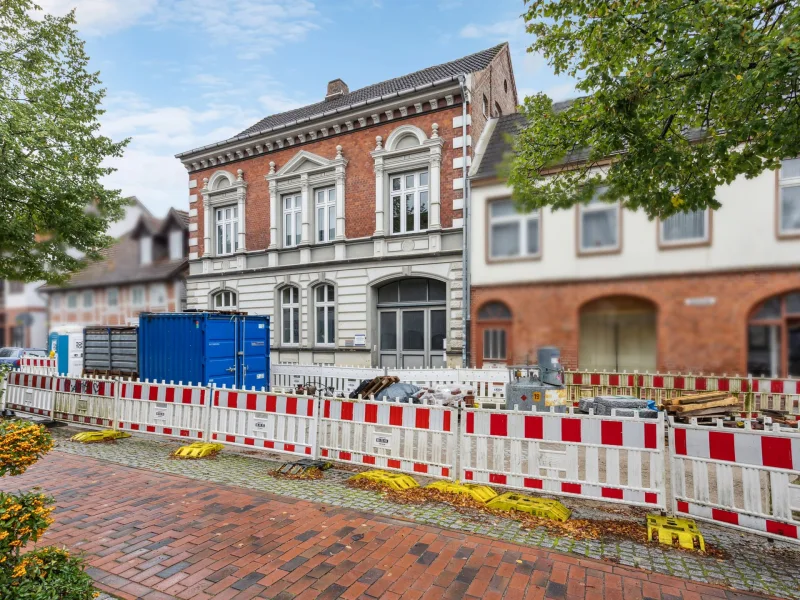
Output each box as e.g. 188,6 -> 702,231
38,0 -> 575,217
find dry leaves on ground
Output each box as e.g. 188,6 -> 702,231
269,467 -> 324,480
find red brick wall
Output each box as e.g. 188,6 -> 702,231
471,270 -> 800,374
187,103 -> 464,255
469,44 -> 518,156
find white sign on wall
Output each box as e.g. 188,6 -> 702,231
353,334 -> 366,347
684,296 -> 717,306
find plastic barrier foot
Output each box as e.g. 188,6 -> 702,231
426,480 -> 498,503
646,515 -> 705,551
350,470 -> 418,490
71,430 -> 131,443
171,442 -> 224,459
486,492 -> 571,521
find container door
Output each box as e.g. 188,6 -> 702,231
205,317 -> 237,388
238,316 -> 269,390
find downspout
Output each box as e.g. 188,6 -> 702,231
458,75 -> 471,368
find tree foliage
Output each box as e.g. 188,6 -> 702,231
508,0 -> 800,217
0,0 -> 128,283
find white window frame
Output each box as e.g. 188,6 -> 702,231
169,229 -> 184,260
315,187 -> 336,243
389,169 -> 429,235
578,189 -> 620,253
106,288 -> 119,310
778,158 -> 800,236
315,284 -> 335,346
213,290 -> 237,310
281,286 -> 300,346
150,283 -> 167,307
139,236 -> 152,265
82,290 -> 93,308
51,294 -> 61,311
215,205 -> 240,256
659,209 -> 710,246
488,199 -> 541,260
283,194 -> 302,248
67,293 -> 77,310
131,286 -> 146,307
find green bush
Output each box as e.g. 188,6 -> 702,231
0,547 -> 98,599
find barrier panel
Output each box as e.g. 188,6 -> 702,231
117,380 -> 209,440
670,418 -> 800,544
5,372 -> 53,417
53,376 -> 116,428
461,406 -> 666,508
209,389 -> 317,458
319,398 -> 456,479
19,357 -> 58,375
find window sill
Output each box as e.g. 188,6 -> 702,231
777,229 -> 800,240
658,238 -> 711,250
576,245 -> 621,257
486,253 -> 542,264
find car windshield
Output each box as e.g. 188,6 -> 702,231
0,348 -> 20,358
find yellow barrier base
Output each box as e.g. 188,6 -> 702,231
647,515 -> 705,551
350,470 -> 418,491
70,430 -> 131,443
171,442 -> 224,459
426,480 -> 498,503
486,492 -> 571,522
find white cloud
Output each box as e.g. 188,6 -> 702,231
156,0 -> 321,58
37,0 -> 157,35
258,93 -> 308,115
460,19 -> 523,40
98,93 -> 261,216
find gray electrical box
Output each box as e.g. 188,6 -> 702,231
505,347 -> 567,412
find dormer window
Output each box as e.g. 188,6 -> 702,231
140,235 -> 152,265
169,229 -> 184,260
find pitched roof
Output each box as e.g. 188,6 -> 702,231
472,113 -> 528,181
42,211 -> 188,292
177,44 -> 506,158
238,44 -> 504,138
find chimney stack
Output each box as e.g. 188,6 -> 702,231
325,79 -> 349,101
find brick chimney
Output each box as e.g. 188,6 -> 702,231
325,79 -> 349,101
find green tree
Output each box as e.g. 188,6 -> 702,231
508,0 -> 800,217
0,0 -> 128,284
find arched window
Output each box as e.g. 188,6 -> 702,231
477,301 -> 512,365
315,284 -> 335,345
748,291 -> 800,377
579,296 -> 656,371
503,79 -> 508,93
213,176 -> 231,190
213,290 -> 237,310
494,101 -> 502,117
482,94 -> 488,117
281,286 -> 300,345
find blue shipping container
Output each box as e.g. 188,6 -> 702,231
137,313 -> 270,389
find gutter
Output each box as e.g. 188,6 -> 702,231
175,76 -> 465,160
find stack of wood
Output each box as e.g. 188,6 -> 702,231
664,391 -> 739,419
348,376 -> 400,399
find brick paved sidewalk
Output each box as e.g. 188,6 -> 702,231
0,452 -> 773,600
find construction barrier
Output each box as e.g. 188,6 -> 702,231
670,418 -> 800,544
460,406 -> 667,509
116,380 -> 209,441
4,372 -> 53,417
53,375 -> 116,428
210,389 -> 317,458
18,357 -> 58,375
319,398 -> 456,479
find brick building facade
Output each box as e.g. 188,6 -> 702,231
468,113 -> 800,377
177,44 -> 517,367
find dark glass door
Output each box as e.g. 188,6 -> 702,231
789,322 -> 800,377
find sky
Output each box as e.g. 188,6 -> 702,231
38,0 -> 576,217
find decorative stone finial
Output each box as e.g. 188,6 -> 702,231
375,136 -> 383,150
336,145 -> 343,159
431,123 -> 439,138
237,169 -> 244,181
269,161 -> 276,175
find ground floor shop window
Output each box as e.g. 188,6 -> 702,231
747,291 -> 800,377
579,296 -> 656,372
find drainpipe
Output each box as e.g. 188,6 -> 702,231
458,75 -> 471,368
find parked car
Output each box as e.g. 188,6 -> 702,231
0,347 -> 48,369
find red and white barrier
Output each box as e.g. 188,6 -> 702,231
210,389 -> 317,457
116,380 -> 209,440
670,418 -> 800,544
18,357 -> 58,375
319,399 -> 456,479
53,376 -> 117,427
461,406 -> 666,508
4,372 -> 54,417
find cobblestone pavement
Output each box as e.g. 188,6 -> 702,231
0,451 -> 775,600
44,426 -> 800,598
